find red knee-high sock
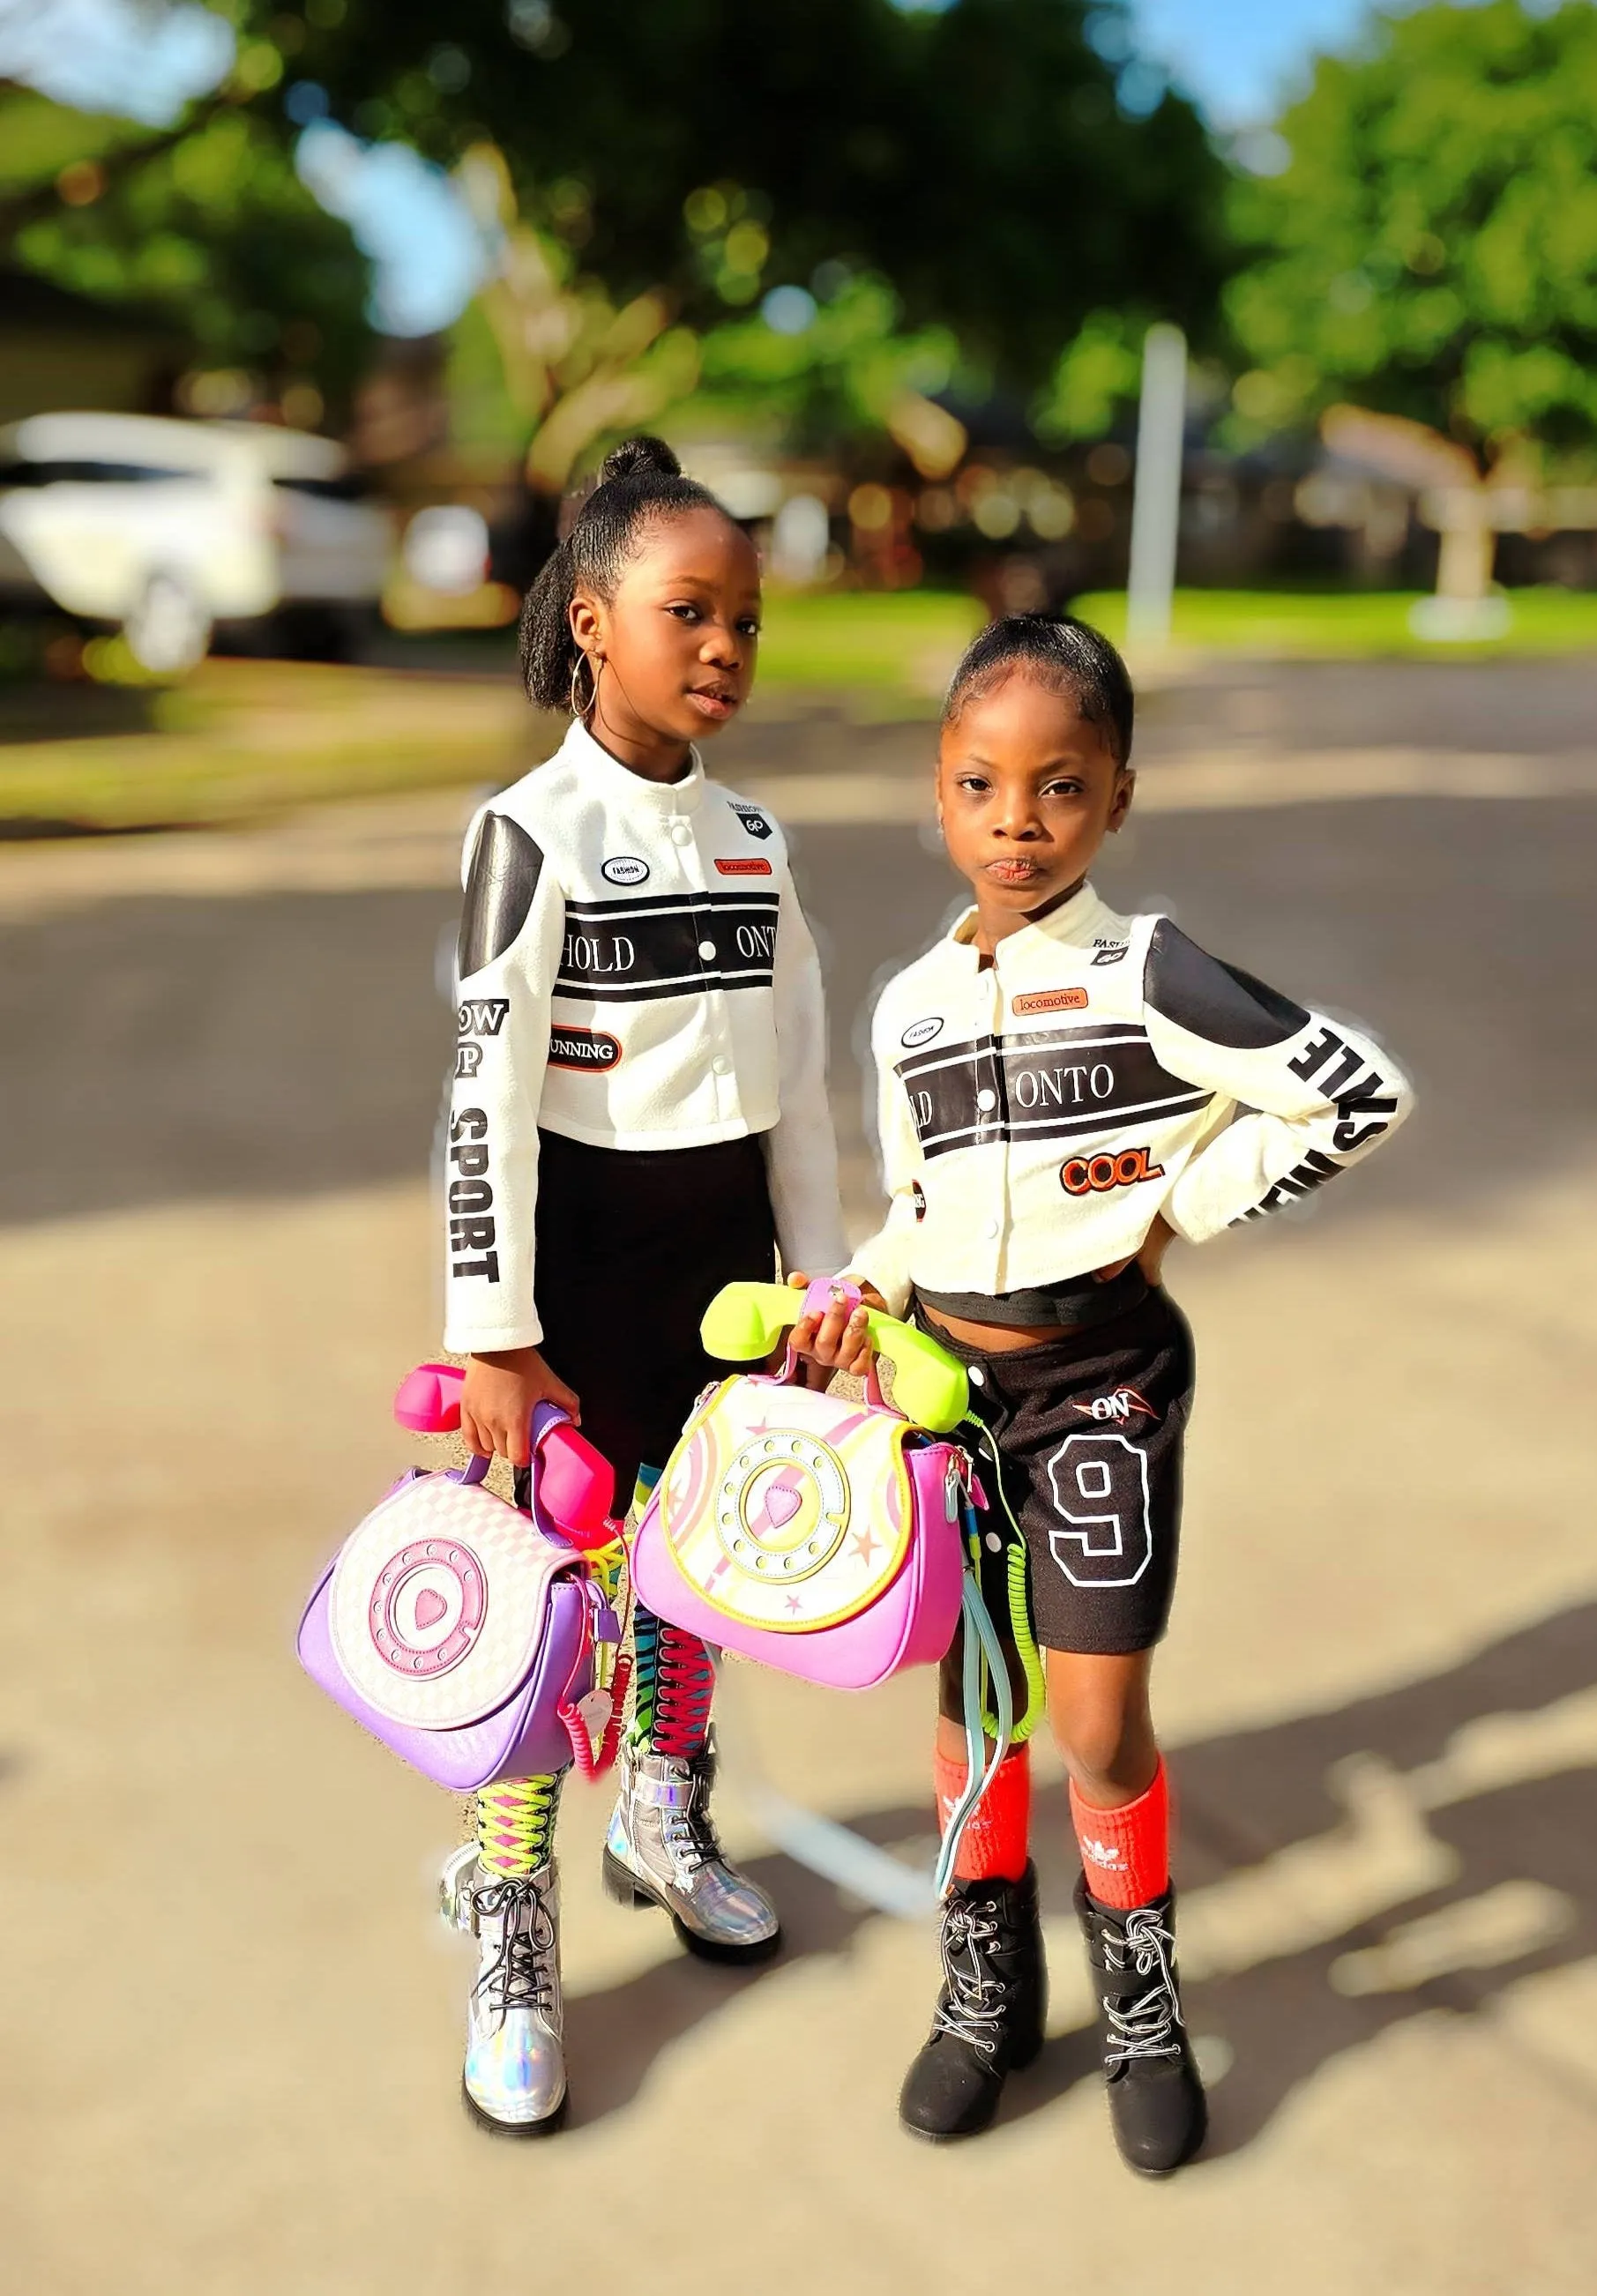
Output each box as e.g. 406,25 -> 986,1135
935,1743 -> 1031,1884
1070,1757 -> 1169,1910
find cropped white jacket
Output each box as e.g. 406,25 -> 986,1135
443,719 -> 846,1353
847,883 -> 1413,1316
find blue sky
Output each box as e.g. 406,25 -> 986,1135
1128,0 -> 1374,124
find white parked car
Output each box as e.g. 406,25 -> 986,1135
0,411 -> 394,670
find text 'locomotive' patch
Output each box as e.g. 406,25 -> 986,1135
1013,988 -> 1089,1016
714,857 -> 772,875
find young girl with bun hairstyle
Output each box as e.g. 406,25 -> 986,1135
443,436 -> 846,2133
796,612 -> 1410,2171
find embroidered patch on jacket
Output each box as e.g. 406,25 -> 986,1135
733,806 -> 772,839
1013,988 -> 1088,1016
900,1015 -> 944,1048
1060,1145 -> 1165,1195
601,855 -> 650,887
714,857 -> 773,875
912,1180 -> 927,1221
548,1025 -> 623,1071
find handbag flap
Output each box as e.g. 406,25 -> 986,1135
655,1375 -> 916,1634
328,1472 -> 576,1729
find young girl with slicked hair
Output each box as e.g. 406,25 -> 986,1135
796,612 -> 1411,2170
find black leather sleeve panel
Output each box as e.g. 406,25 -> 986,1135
458,813 -> 545,979
1144,917 -> 1310,1048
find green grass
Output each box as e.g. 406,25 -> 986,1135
754,586 -> 984,701
5,582 -> 1593,835
1075,586 -> 1597,658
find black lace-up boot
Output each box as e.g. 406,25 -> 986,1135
1074,1877 -> 1206,2174
899,1864 -> 1047,2140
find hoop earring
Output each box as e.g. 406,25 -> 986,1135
570,651 -> 598,719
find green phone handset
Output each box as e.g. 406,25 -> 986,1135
699,1275 -> 969,1435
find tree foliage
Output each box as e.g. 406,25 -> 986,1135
4,0 -> 1228,453
1226,0 -> 1597,471
0,68 -> 374,410
289,0 -> 1228,394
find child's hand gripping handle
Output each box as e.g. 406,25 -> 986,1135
698,1286 -> 970,1434
392,1364 -> 623,1549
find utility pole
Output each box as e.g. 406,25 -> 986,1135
1126,323 -> 1187,650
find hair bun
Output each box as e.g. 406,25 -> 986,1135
599,435 -> 683,486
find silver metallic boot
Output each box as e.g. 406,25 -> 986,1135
443,1849 -> 567,2134
602,1740 -> 781,1962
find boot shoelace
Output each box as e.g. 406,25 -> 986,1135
1101,1905 -> 1184,2067
660,1763 -> 722,1878
471,1876 -> 558,2029
475,1771 -> 563,1877
651,1621 -> 715,1760
931,1900 -> 1009,2056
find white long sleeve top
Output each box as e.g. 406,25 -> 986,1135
847,883 -> 1412,1317
443,719 -> 847,1354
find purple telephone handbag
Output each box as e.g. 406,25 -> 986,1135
297,1369 -> 627,1791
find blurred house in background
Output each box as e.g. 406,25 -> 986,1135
0,269 -> 190,426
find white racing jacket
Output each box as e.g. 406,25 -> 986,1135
847,883 -> 1412,1317
443,719 -> 846,1354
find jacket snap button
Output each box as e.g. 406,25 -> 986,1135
671,822 -> 691,844
698,939 -> 717,960
968,1367 -> 986,1387
975,1087 -> 996,1112
712,1055 -> 731,1077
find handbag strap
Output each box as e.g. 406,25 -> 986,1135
931,1493 -> 1014,1897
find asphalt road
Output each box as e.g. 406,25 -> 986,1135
3,785 -> 1592,1238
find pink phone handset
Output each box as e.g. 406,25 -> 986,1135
393,1362 -> 624,1552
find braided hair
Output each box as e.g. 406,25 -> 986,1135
942,613 -> 1135,766
518,436 -> 729,710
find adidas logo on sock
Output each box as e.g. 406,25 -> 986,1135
1081,1838 -> 1124,1867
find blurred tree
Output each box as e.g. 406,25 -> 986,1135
4,0 -> 1228,453
1226,0 -> 1597,475
1,23 -> 375,418
289,0 -> 1228,395
693,272 -> 969,472
448,143 -> 699,491
6,96 -> 375,412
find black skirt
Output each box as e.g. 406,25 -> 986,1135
533,1129 -> 778,1500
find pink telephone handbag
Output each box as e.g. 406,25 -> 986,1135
631,1280 -> 973,1692
297,1367 -> 630,1791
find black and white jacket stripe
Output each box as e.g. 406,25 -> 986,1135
847,883 -> 1412,1316
444,719 -> 846,1354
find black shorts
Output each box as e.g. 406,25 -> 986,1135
916,1286 -> 1196,1660
533,1129 -> 777,1499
